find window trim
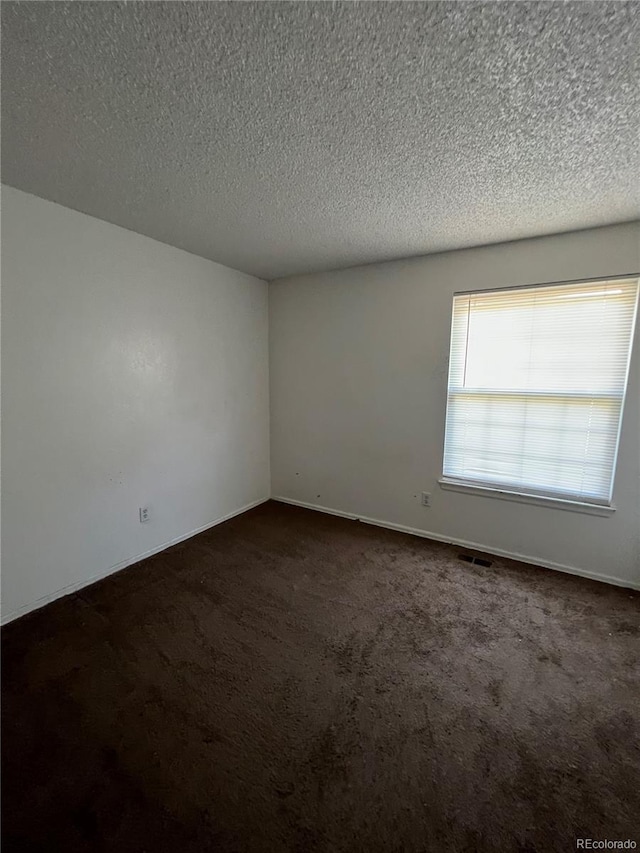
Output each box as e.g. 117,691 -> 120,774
452,272 -> 640,297
438,477 -> 616,516
440,272 -> 640,513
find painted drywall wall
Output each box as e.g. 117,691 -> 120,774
270,222 -> 640,588
1,186 -> 270,622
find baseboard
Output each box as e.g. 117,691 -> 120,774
273,496 -> 640,592
1,497 -> 270,626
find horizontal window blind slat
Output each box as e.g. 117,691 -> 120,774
443,276 -> 639,505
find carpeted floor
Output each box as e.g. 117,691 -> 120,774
2,501 -> 639,852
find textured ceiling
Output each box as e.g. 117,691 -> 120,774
2,1 -> 639,280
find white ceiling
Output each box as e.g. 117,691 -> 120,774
2,1 -> 639,280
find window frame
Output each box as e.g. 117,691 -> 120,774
439,273 -> 640,515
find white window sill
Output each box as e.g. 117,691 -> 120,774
438,478 -> 616,517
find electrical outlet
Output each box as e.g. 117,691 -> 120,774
139,506 -> 150,523
421,492 -> 431,507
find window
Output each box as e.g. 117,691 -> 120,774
441,276 -> 639,511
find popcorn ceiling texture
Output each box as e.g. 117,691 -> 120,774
2,1 -> 639,279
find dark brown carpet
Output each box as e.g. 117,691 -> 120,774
2,501 -> 639,852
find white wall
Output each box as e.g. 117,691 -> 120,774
1,186 -> 270,622
3,194 -> 638,621
270,223 -> 640,589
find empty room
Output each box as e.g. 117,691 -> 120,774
1,2 -> 639,851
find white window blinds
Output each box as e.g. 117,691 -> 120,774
442,276 -> 639,506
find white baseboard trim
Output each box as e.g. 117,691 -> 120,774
1,497 -> 270,626
273,496 -> 640,592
